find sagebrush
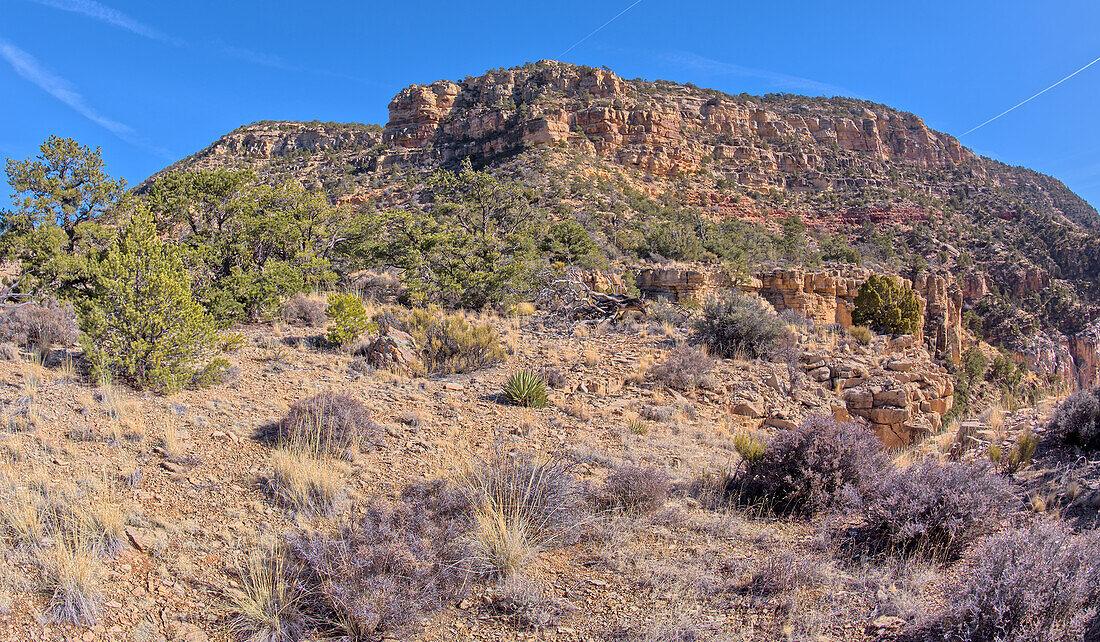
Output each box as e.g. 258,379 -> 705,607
905,523 -> 1100,641
695,293 -> 784,359
1047,386 -> 1100,450
729,415 -> 889,516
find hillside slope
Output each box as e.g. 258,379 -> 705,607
146,60 -> 1100,383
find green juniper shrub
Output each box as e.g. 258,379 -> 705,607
80,212 -> 221,393
540,219 -> 605,269
2,136 -> 125,298
695,293 -> 785,359
851,275 -> 921,335
326,293 -> 370,347
963,346 -> 988,384
375,160 -> 540,309
988,352 -> 1024,388
145,171 -> 342,322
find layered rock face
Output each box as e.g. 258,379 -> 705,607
380,61 -> 979,189
635,265 -> 964,362
828,337 -> 955,448
204,123 -> 381,158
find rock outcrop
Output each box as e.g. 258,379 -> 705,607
634,264 -> 964,363
803,337 -> 954,448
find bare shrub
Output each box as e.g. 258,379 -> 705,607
1047,386 -> 1100,450
859,458 -> 1015,560
286,493 -> 471,637
275,391 -> 375,456
590,464 -> 670,515
279,293 -> 326,327
486,575 -> 564,631
736,550 -> 825,597
0,298 -> 78,349
729,415 -> 890,516
650,344 -> 715,390
905,523 -> 1100,641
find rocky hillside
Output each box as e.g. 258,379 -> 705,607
146,60 -> 1100,385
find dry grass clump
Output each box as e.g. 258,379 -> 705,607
452,452 -> 582,577
1,486 -> 43,547
275,390 -> 375,457
266,449 -> 345,517
46,536 -> 102,625
0,298 -> 79,349
848,325 -> 873,345
279,292 -> 327,327
858,458 -> 1015,560
728,415 -> 890,516
904,523 -> 1100,641
590,463 -> 670,515
649,344 -> 715,390
76,490 -> 127,556
224,548 -> 304,642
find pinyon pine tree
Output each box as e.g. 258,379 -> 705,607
80,211 -> 220,393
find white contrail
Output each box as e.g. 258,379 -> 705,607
962,55 -> 1100,136
560,0 -> 643,58
0,37 -> 132,136
24,0 -> 180,44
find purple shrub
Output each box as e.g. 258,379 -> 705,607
1047,386 -> 1100,450
729,415 -> 890,516
650,344 -> 715,390
905,523 -> 1100,641
276,391 -> 376,455
286,496 -> 472,636
591,464 -> 670,515
861,458 -> 1015,559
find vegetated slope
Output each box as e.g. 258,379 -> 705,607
145,60 -> 1100,358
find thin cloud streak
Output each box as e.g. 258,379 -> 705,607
962,55 -> 1100,136
0,37 -> 133,136
561,0 -> 643,58
24,0 -> 181,44
661,51 -> 852,97
26,0 -> 373,86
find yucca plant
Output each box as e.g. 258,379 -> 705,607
502,370 -> 548,408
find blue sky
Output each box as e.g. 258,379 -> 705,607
2,0 -> 1099,210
